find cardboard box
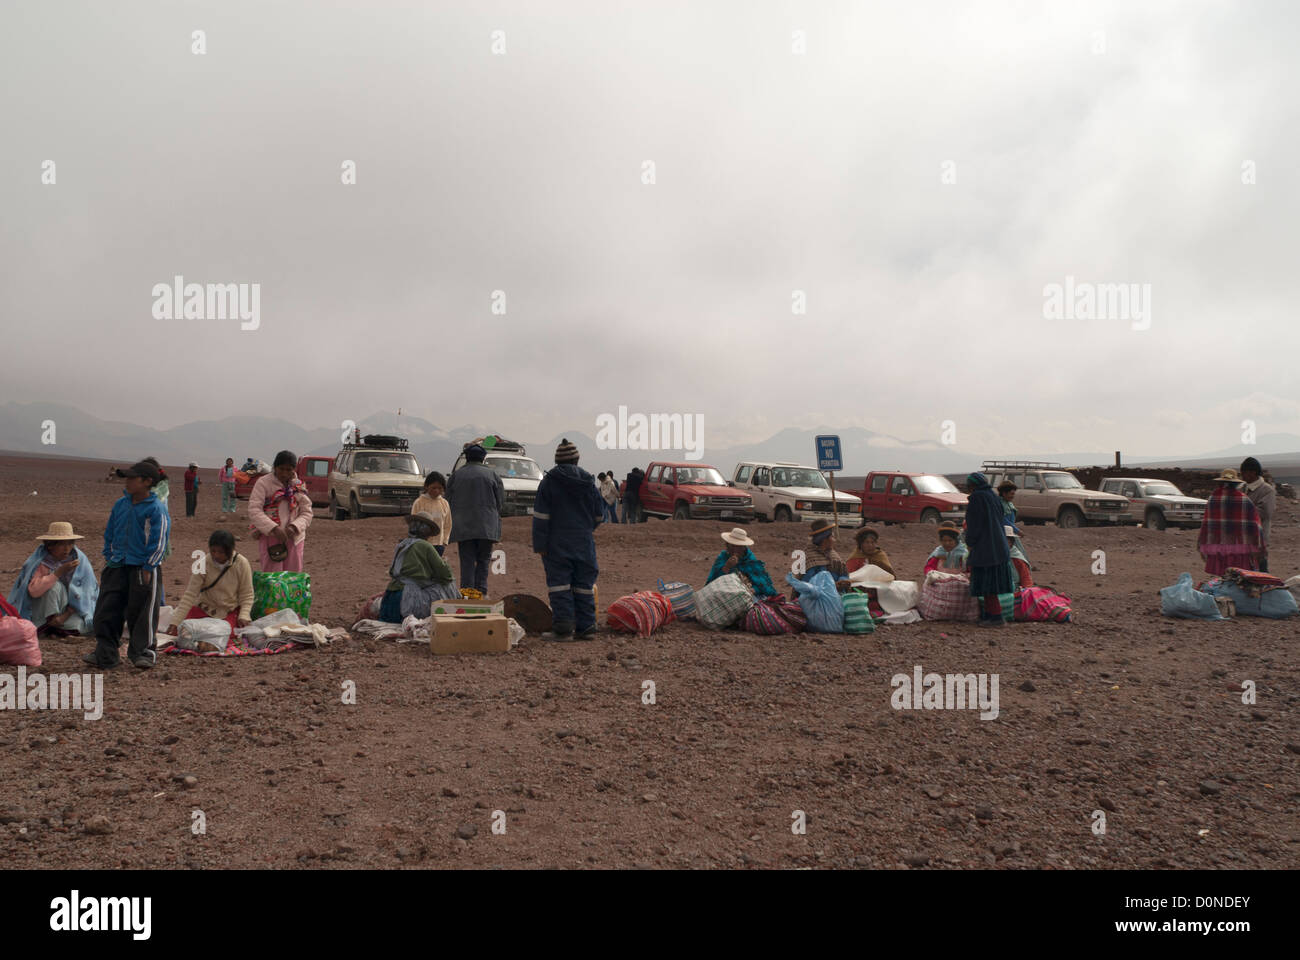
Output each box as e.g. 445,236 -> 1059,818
430,614 -> 511,654
430,599 -> 505,618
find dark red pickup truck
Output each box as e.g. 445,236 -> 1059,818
235,456 -> 335,507
637,461 -> 755,522
857,471 -> 967,525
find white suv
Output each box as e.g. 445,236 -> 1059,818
450,438 -> 544,517
730,460 -> 861,526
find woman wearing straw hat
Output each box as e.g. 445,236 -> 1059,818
6,522 -> 99,637
706,528 -> 776,598
1198,468 -> 1263,575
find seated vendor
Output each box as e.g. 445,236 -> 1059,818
924,522 -> 969,574
847,526 -> 894,576
707,528 -> 776,598
7,522 -> 99,637
1007,525 -> 1033,589
380,511 -> 460,622
167,529 -> 255,636
805,518 -> 850,590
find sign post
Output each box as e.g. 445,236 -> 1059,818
815,435 -> 844,526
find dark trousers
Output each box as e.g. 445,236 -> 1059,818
623,495 -> 639,523
91,565 -> 160,666
544,553 -> 598,631
457,539 -> 494,595
185,490 -> 197,516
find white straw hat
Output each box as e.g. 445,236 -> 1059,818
720,527 -> 754,546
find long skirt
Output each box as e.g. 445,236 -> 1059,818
969,563 -> 1013,597
258,535 -> 305,572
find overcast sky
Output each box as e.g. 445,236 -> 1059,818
3,0 -> 1297,458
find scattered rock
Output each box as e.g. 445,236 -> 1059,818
921,785 -> 944,800
1019,680 -> 1036,693
975,805 -> 994,820
904,853 -> 930,867
1098,797 -> 1117,813
1286,743 -> 1300,755
1198,781 -> 1223,796
181,775 -> 198,789
441,787 -> 460,798
83,815 -> 114,836
455,824 -> 477,840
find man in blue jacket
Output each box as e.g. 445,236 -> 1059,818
84,460 -> 170,669
533,439 -> 604,640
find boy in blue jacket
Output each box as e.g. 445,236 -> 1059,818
84,460 -> 171,669
532,439 -> 604,640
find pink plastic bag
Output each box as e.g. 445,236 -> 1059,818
0,616 -> 42,667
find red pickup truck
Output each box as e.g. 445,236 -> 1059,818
858,471 -> 967,525
235,455 -> 335,507
638,461 -> 755,522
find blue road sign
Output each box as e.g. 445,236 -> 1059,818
815,435 -> 842,472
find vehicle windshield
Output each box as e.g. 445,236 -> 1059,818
914,475 -> 959,494
1043,472 -> 1082,490
355,454 -> 421,475
1141,481 -> 1183,497
487,457 -> 543,480
771,468 -> 828,489
675,467 -> 726,486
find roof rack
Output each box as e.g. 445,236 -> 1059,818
982,459 -> 1063,469
342,434 -> 410,451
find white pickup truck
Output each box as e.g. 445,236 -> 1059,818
730,460 -> 861,526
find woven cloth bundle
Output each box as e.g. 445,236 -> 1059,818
606,591 -> 675,637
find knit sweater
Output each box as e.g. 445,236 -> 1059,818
169,552 -> 255,628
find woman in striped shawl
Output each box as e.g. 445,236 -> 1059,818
1197,469 -> 1262,575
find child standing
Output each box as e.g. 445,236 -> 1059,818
166,529 -> 254,636
411,471 -> 453,556
183,462 -> 201,517
248,450 -> 313,572
84,460 -> 170,669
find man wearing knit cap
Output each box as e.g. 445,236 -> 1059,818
533,438 -> 605,640
1240,457 -> 1276,572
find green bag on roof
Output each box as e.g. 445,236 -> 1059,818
251,571 -> 312,621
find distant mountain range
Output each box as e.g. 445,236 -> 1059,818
3,401 -> 1299,483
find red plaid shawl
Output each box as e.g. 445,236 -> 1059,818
1197,487 -> 1262,555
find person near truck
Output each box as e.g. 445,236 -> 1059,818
997,481 -> 1017,523
1240,457 -> 1276,573
964,473 -> 1013,627
183,462 -> 201,517
1197,468 -> 1262,575
219,457 -> 238,513
83,459 -> 170,669
532,439 -> 604,640
447,444 -> 504,596
622,467 -> 644,523
598,472 -> 619,523
248,450 -> 313,573
411,471 -> 453,556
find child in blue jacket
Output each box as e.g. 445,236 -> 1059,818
532,440 -> 604,640
84,460 -> 170,669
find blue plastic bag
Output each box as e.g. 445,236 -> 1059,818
1159,573 -> 1222,620
1200,579 -> 1298,619
786,571 -> 844,633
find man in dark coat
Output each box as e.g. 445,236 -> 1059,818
446,444 -> 504,596
623,467 -> 644,523
964,472 -> 1012,627
533,439 -> 604,640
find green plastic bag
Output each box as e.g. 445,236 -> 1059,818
251,571 -> 312,621
842,591 -> 876,634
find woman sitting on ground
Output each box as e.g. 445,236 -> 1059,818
707,528 -> 776,598
166,529 -> 254,636
804,518 -> 850,590
380,511 -> 460,623
924,522 -> 969,574
6,522 -> 99,637
847,527 -> 894,576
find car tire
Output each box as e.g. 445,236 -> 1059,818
673,502 -> 690,521
1146,508 -> 1167,531
331,494 -> 347,521
920,508 -> 941,524
774,506 -> 792,522
1057,506 -> 1084,529
350,493 -> 364,520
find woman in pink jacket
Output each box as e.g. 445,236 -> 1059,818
248,450 -> 313,572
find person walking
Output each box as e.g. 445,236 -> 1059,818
218,457 -> 238,513
964,472 -> 1013,627
183,462 -> 200,517
534,439 -> 604,640
1240,457 -> 1276,573
1198,468 -> 1263,574
447,443 -> 504,596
